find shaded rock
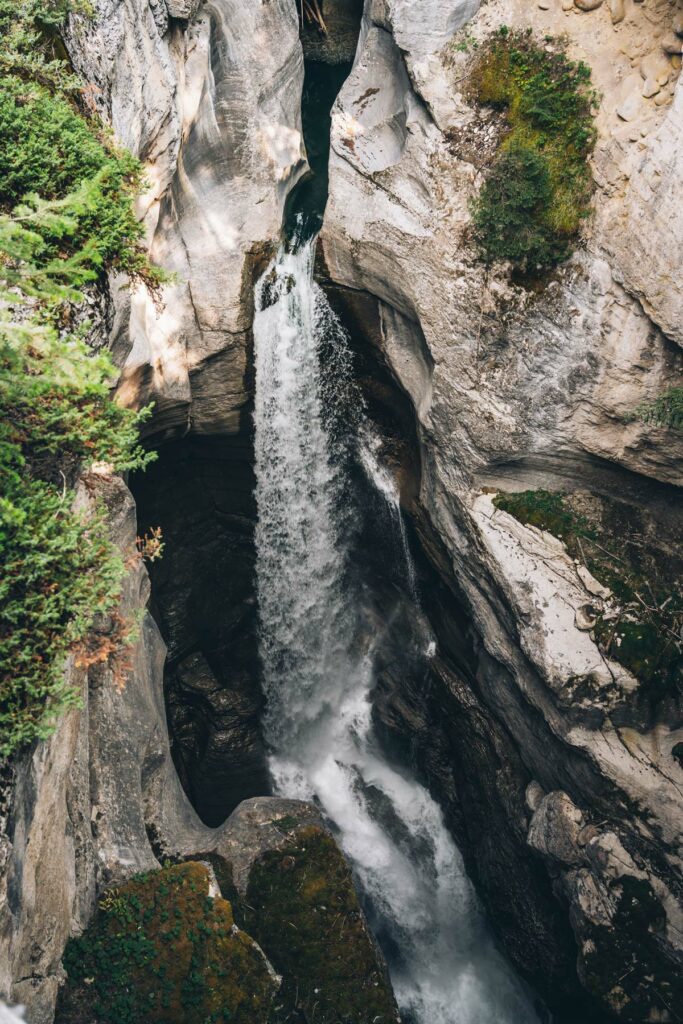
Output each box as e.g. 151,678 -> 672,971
527,792 -> 586,867
574,0 -> 604,10
609,0 -> 625,24
661,31 -> 683,54
165,0 -> 199,18
215,802 -> 401,1024
131,437 -> 269,827
525,780 -> 546,813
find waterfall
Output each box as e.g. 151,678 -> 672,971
253,235 -> 543,1024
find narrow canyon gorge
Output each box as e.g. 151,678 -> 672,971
0,1 -> 681,1023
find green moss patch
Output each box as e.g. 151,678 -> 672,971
632,386 -> 683,432
58,862 -> 277,1024
493,490 -> 682,699
469,27 -> 596,274
237,825 -> 398,1024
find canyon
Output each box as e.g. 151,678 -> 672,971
1,1 -> 682,1022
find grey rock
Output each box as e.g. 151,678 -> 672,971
527,792 -> 586,867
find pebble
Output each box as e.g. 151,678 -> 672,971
562,0 -> 574,9
538,0 -> 550,8
642,78 -> 660,97
574,0 -> 604,9
654,90 -> 671,104
609,0 -> 625,24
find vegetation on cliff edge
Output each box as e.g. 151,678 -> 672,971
0,0 -> 163,757
58,862 -> 276,1023
469,27 -> 596,275
493,489 -> 682,698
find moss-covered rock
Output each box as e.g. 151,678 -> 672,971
56,862 -> 277,1024
236,824 -> 399,1024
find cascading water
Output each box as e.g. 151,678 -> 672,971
253,233 -> 544,1024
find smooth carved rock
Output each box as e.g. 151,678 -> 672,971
609,0 -> 625,24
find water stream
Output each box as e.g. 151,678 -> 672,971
253,234 -> 545,1024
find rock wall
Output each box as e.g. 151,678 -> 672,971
321,0 -> 683,1017
67,0 -> 307,438
2,0 -> 682,1021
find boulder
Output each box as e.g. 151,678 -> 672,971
527,792 -> 586,867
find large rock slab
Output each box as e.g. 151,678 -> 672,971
68,0 -> 307,439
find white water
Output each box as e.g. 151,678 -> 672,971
253,236 -> 543,1024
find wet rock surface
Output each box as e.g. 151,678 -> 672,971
321,0 -> 682,1018
131,437 -> 268,827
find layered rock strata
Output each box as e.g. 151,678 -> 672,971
321,0 -> 683,1017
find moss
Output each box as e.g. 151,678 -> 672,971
57,862 -> 276,1024
493,490 -> 682,699
236,825 -> 398,1024
469,27 -> 596,274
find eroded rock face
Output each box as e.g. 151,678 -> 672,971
322,0 -> 683,1016
131,437 -> 269,827
67,0 -> 307,439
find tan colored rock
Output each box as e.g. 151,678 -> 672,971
574,0 -> 604,9
640,51 -> 671,85
662,31 -> 683,54
674,14 -> 683,37
609,0 -> 625,24
616,90 -> 643,120
577,564 -> 612,599
642,78 -> 660,97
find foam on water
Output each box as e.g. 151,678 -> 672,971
253,235 -> 543,1024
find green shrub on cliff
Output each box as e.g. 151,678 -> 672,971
0,0 -> 162,757
470,28 -> 596,274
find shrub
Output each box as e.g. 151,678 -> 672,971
470,28 -> 596,273
0,0 -> 161,757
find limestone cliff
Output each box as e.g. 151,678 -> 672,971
321,0 -> 682,1017
1,0 -> 681,1022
